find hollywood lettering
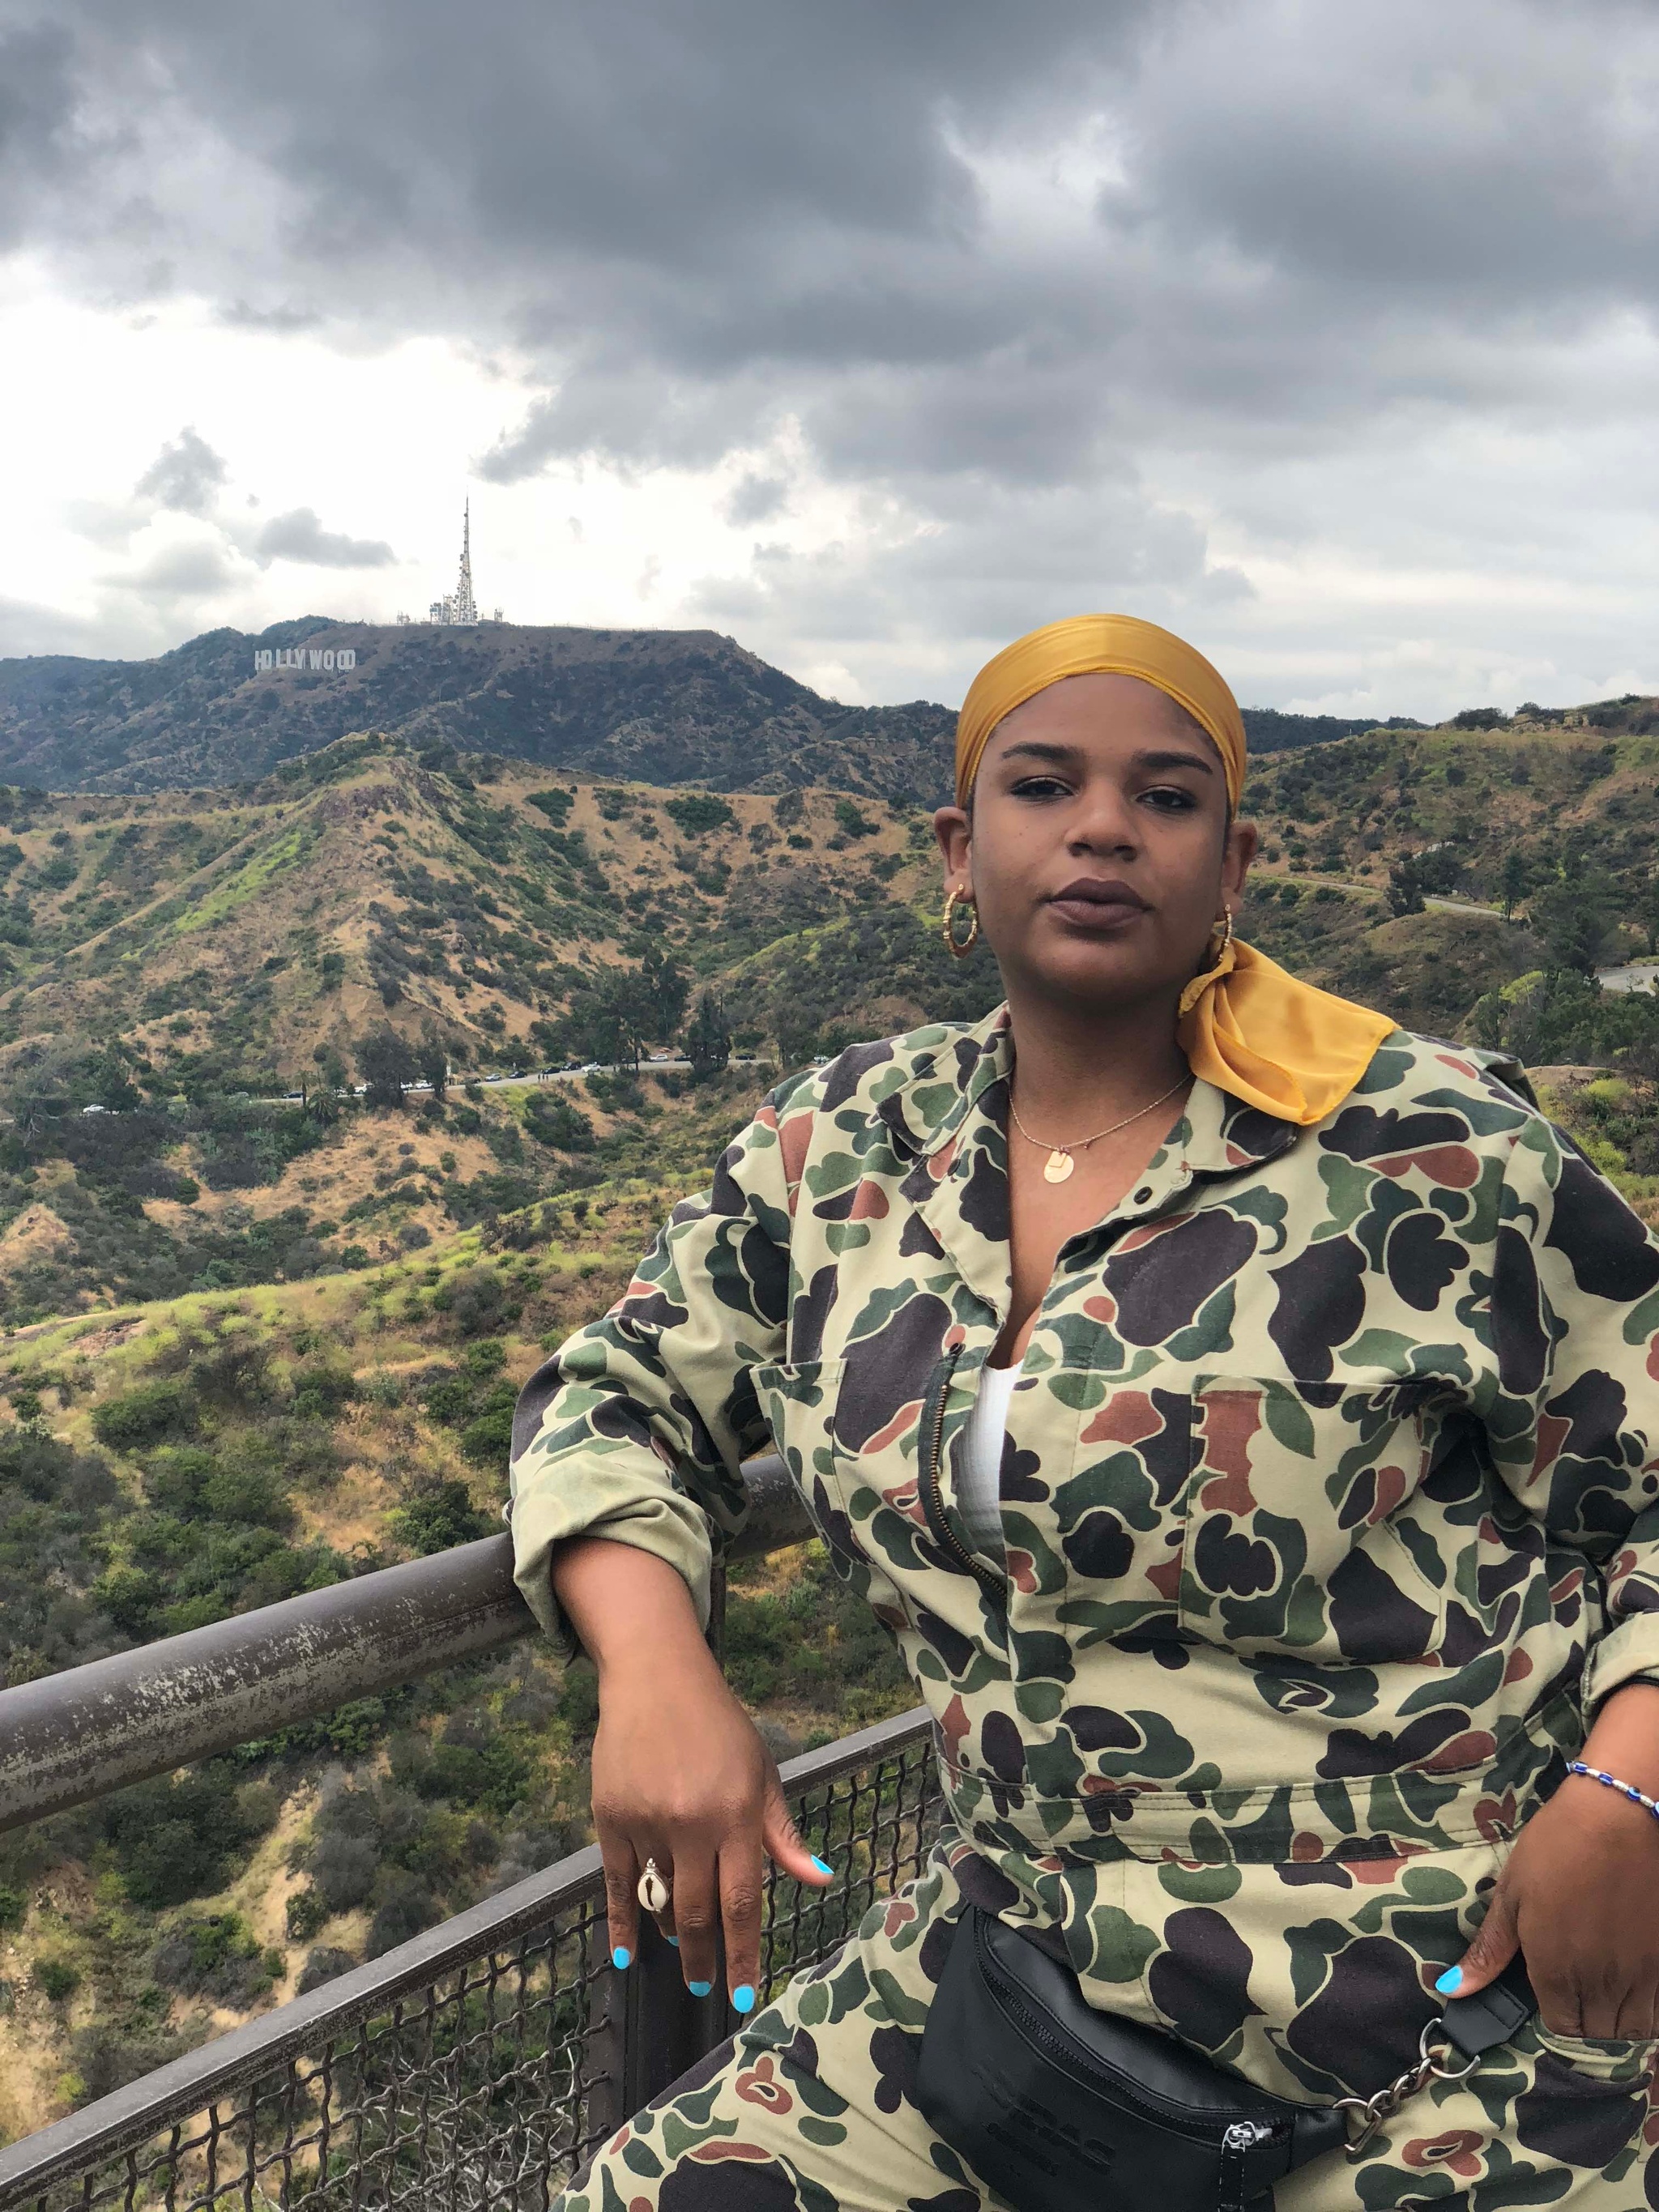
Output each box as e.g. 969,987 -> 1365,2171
254,647 -> 358,673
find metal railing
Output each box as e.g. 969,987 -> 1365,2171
0,1462 -> 946,2212
0,1456 -> 811,1836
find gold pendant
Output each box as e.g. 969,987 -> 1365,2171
1043,1149 -> 1075,1183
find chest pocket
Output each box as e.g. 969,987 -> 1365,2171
1178,1375 -> 1447,1663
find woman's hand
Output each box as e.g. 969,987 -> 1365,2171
552,1537 -> 831,2012
1443,1683 -> 1659,2038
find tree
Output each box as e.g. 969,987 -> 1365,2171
357,1027 -> 417,1110
1386,859 -> 1425,917
640,944 -> 689,1035
1499,848 -> 1529,919
416,1030 -> 450,1101
684,991 -> 731,1082
564,964 -> 680,1072
1530,876 -> 1610,977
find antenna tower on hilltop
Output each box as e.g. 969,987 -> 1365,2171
453,501 -> 476,626
400,501 -> 502,625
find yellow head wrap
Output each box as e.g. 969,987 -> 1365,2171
954,614 -> 1394,1127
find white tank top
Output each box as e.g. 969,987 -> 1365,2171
958,1362 -> 1021,1559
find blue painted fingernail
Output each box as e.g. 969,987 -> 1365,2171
689,1980 -> 713,1998
666,1936 -> 680,1948
811,1856 -> 834,1877
612,1947 -> 630,1971
1435,1967 -> 1463,1995
731,1984 -> 756,2014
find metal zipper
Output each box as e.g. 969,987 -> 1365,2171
919,1345 -> 1007,1596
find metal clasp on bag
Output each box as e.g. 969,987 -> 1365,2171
1333,2020 -> 1482,2152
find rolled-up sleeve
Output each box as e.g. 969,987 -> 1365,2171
1485,1114 -> 1659,1709
509,1080 -> 803,1655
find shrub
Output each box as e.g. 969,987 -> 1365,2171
460,1391 -> 516,1467
70,2023 -> 194,2104
152,1912 -> 272,2005
366,1873 -> 439,1959
663,792 -> 736,836
390,1480 -> 493,1556
92,1379 -> 198,1449
0,1882 -> 23,1931
422,1371 -> 476,1426
558,1660 -> 601,1737
285,1886 -> 331,1941
92,1563 -> 160,1635
103,1766 -> 267,1909
36,1955 -> 80,2002
446,1266 -> 514,1335
201,1464 -> 294,1529
309,1831 -> 379,1914
297,1946 -> 357,1996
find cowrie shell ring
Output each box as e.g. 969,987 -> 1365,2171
637,1858 -> 672,1915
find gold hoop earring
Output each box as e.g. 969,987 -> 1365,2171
1209,907 -> 1235,960
941,886 -> 979,957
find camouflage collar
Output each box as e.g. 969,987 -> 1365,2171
872,1006 -> 1013,1161
874,1004 -> 1301,1178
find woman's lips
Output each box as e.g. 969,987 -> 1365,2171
1045,877 -> 1151,931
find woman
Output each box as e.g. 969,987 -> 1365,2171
511,615 -> 1659,2210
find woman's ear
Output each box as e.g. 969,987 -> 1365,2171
933,804 -> 972,884
1222,816 -> 1258,903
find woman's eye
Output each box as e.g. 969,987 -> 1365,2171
1009,775 -> 1071,799
1142,785 -> 1200,812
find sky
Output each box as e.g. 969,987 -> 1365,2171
3,0 -> 1659,719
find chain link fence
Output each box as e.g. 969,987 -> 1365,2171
0,1711 -> 940,2212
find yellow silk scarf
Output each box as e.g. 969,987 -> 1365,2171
955,614 -> 1394,1127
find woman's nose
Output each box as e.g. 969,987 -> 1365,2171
1067,785 -> 1139,854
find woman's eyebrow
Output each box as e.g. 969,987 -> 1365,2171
995,739 -> 1217,775
1135,748 -> 1215,776
997,740 -> 1076,766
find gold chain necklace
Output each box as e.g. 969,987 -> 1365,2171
1008,1076 -> 1188,1184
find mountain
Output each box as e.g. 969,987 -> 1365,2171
0,617 -> 1427,801
0,620 -> 957,802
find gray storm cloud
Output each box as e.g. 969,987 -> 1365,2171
4,0 -> 1659,706
253,509 -> 396,570
134,428 -> 228,518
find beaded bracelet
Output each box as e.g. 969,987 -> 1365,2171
1566,1760 -> 1659,1822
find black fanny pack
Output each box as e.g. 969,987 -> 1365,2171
915,1906 -> 1536,2212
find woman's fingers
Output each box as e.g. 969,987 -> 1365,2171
1435,1877 -> 1520,2001
761,1767 -> 834,1889
719,1824 -> 766,2014
669,1846 -> 721,1997
599,1827 -> 640,1972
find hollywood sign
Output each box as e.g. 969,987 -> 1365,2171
254,647 -> 358,673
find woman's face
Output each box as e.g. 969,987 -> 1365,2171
934,670 -> 1256,1016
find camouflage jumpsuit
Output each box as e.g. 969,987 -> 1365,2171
510,1012 -> 1659,2210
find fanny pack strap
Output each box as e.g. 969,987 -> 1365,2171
1336,1955 -> 1537,2147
